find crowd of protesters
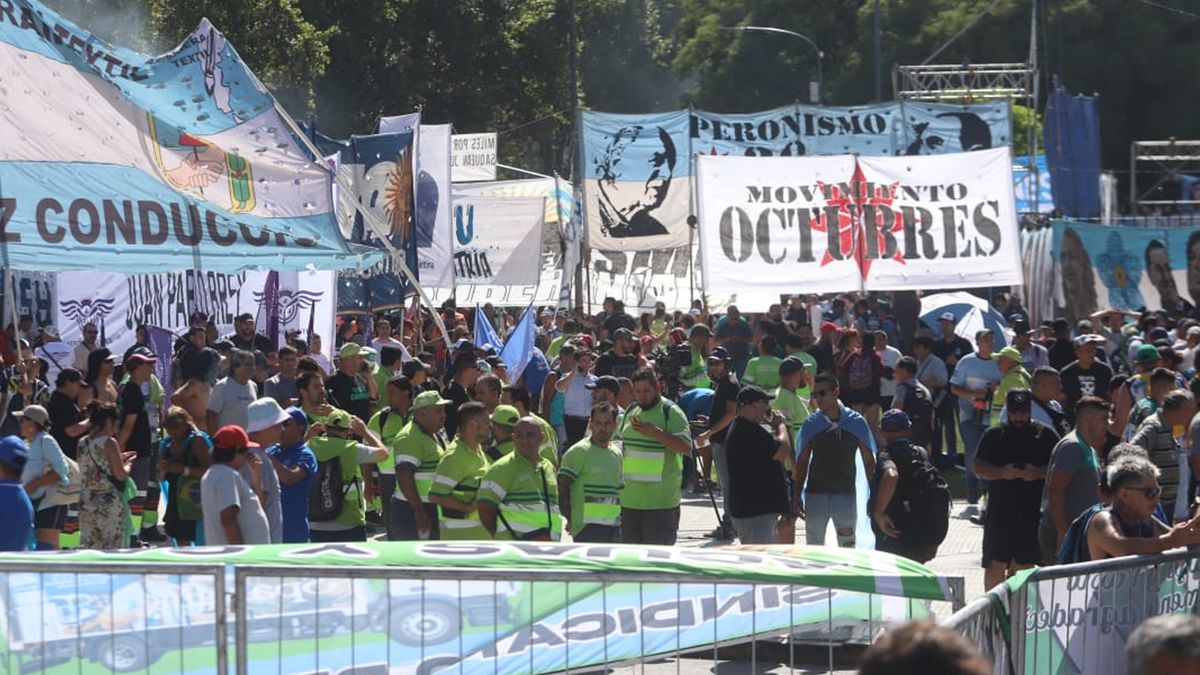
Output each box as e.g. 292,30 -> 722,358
0,292 -> 1198,588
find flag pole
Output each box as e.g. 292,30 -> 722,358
269,103 -> 454,351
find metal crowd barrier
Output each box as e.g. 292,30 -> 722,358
945,549 -> 1200,675
0,559 -> 965,674
233,565 -> 963,675
0,561 -> 228,674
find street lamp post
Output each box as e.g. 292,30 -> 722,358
718,25 -> 824,104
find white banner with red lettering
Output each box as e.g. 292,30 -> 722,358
696,148 -> 1021,309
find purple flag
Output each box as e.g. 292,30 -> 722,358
144,326 -> 174,412
257,271 -> 280,349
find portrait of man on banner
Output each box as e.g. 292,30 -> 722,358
1057,226 -> 1099,323
594,125 -> 677,239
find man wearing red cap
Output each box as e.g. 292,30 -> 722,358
201,426 -> 270,545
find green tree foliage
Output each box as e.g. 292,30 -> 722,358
43,0 -> 1200,176
148,0 -> 334,117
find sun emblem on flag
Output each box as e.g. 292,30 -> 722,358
383,146 -> 414,243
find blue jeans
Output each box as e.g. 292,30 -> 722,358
804,492 -> 857,547
734,514 -> 780,544
959,417 -> 989,503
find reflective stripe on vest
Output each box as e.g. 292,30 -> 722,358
582,494 -> 621,526
392,471 -> 438,503
623,449 -> 665,482
393,453 -> 438,502
498,502 -> 563,541
439,514 -> 483,529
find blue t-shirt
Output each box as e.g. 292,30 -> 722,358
522,348 -> 551,404
677,388 -> 715,421
268,441 -> 319,543
0,480 -> 33,551
949,354 -> 1002,417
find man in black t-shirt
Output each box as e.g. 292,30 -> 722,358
441,354 -> 478,438
1059,335 -> 1113,426
325,343 -> 378,423
972,389 -> 1057,590
931,313 -> 974,464
225,313 -> 276,362
724,386 -> 792,544
47,368 -> 87,459
695,348 -> 740,534
594,328 -> 644,379
1047,318 -> 1076,372
119,349 -> 160,543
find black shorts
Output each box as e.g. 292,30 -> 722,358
34,503 -> 68,530
841,389 -> 880,406
982,507 -> 1042,566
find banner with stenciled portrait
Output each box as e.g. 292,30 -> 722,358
1051,221 -> 1200,322
579,103 -> 1011,254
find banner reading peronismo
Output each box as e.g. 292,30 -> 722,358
580,102 -> 1011,254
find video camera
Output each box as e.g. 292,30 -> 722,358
650,343 -> 692,400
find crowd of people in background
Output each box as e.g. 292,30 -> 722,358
1,292 -> 1200,595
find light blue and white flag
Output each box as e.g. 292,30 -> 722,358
0,0 -> 372,272
499,304 -> 536,385
473,303 -> 504,354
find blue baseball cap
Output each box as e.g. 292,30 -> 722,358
284,407 -> 309,434
0,435 -> 29,471
880,409 -> 911,432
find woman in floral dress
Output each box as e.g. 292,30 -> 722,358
78,403 -> 134,550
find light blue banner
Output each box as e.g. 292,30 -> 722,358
581,102 -> 1011,252
1052,220 -> 1200,321
582,102 -> 1012,180
0,0 -> 371,273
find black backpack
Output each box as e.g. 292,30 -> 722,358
887,442 -> 951,548
899,382 -> 935,447
308,454 -> 353,522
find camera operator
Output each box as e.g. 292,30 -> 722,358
695,347 -> 739,537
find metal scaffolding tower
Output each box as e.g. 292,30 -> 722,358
893,62 -> 1041,212
1130,140 -> 1200,213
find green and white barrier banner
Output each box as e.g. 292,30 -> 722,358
0,543 -> 952,674
1016,557 -> 1200,674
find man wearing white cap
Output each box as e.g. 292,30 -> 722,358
245,399 -> 288,543
34,326 -> 73,393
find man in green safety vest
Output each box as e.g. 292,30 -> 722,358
390,390 -> 450,540
742,335 -> 783,393
306,409 -> 389,542
559,402 -> 624,543
478,417 -> 562,541
428,402 -> 492,539
367,375 -> 413,538
680,324 -> 712,390
620,369 -> 692,545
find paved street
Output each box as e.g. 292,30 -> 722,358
674,466 -> 988,611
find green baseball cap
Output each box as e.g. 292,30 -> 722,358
411,390 -> 452,412
1136,344 -> 1161,364
490,404 -> 520,427
326,408 -> 353,430
996,346 -> 1022,362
